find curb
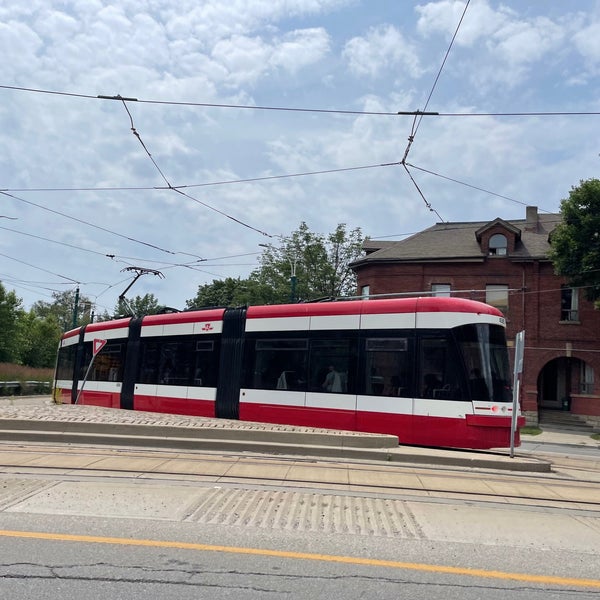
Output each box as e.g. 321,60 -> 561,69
0,418 -> 398,449
0,421 -> 551,473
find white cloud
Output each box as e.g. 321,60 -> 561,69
211,28 -> 330,86
271,28 -> 331,72
573,21 -> 600,67
212,35 -> 272,86
0,21 -> 42,80
416,1 -> 567,85
343,24 -> 421,79
416,0 -> 510,45
490,17 -> 564,68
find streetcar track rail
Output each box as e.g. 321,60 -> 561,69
1,441 -> 599,515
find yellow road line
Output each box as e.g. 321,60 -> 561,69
1,529 -> 599,589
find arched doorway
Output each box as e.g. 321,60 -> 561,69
537,356 -> 593,415
537,357 -> 570,412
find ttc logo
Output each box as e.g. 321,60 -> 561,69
201,323 -> 214,332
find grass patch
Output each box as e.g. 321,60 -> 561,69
520,426 -> 543,436
592,433 -> 600,441
0,363 -> 53,396
0,363 -> 53,381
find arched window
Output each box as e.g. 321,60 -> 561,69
489,234 -> 507,256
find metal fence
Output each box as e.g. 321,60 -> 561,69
0,381 -> 52,396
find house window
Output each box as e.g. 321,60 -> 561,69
561,286 -> 579,321
489,234 -> 507,255
431,284 -> 451,297
486,284 -> 509,313
580,362 -> 594,394
361,285 -> 370,299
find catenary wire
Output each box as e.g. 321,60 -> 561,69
3,84 -> 600,117
0,190 -> 203,259
413,0 -> 471,140
405,163 -> 557,210
398,0 -> 471,223
0,251 -> 80,284
114,98 -> 274,238
1,161 -> 403,193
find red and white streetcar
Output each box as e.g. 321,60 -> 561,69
54,296 -> 524,449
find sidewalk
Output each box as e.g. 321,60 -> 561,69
522,426 -> 600,448
0,395 -> 592,473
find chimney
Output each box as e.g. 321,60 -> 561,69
525,206 -> 538,232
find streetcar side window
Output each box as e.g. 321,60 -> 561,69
80,340 -> 126,382
417,334 -> 468,401
455,324 -> 511,402
56,344 -> 77,380
245,339 -> 308,391
309,337 -> 358,394
194,340 -> 216,386
364,338 -> 414,397
138,337 -> 219,387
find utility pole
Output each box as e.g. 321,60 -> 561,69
259,242 -> 298,303
72,287 -> 80,329
289,258 -> 297,303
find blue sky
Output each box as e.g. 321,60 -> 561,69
1,0 -> 599,314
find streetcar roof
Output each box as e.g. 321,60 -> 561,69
60,297 -> 503,341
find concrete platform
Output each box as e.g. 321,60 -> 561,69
0,396 -> 554,472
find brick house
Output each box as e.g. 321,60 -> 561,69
351,206 -> 600,428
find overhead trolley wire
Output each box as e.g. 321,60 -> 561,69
110,95 -> 275,238
413,0 -> 471,141
0,190 -> 204,259
3,84 -> 600,118
399,0 -> 472,223
1,161 -> 403,193
0,250 -> 80,284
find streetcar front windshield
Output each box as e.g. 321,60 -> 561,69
455,324 -> 511,403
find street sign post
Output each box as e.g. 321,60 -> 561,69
510,330 -> 525,458
75,338 -> 106,405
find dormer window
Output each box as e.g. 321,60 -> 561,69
489,234 -> 507,256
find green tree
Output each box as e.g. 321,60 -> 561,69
186,277 -> 273,309
16,311 -> 62,368
0,282 -> 23,362
110,293 -> 167,317
253,222 -> 364,302
548,179 -> 600,306
186,223 -> 365,308
31,289 -> 93,331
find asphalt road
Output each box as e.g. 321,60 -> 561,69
1,439 -> 599,598
1,514 -> 599,599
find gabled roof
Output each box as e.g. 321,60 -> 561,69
352,211 -> 562,267
475,217 -> 521,241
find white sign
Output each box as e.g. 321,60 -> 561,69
93,338 -> 107,356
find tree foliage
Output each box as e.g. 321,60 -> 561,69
0,283 -> 23,363
0,283 -> 62,368
31,289 -> 93,331
186,223 -> 365,308
112,293 -> 163,317
17,311 -> 62,368
185,278 -> 274,310
549,179 -> 600,306
1,286 -> 170,368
